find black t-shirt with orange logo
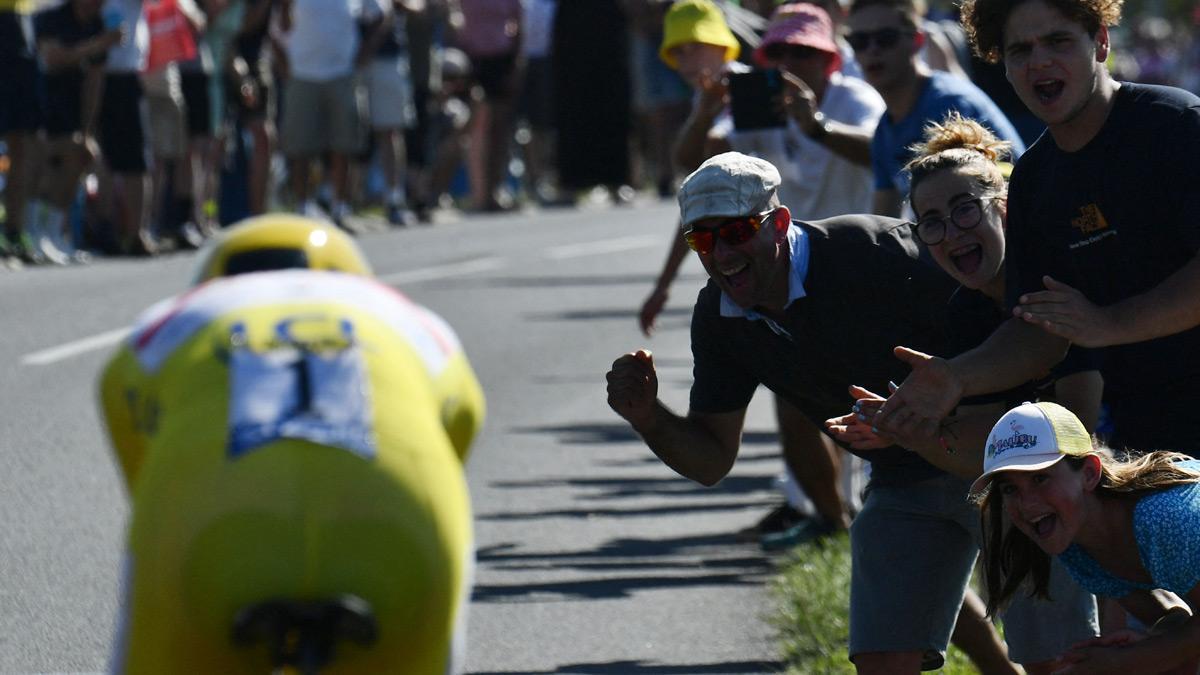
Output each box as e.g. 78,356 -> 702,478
1006,82 -> 1200,453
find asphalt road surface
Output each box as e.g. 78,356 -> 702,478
1,199 -> 789,674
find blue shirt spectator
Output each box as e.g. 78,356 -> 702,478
871,70 -> 1025,198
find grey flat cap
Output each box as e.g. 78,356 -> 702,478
677,152 -> 781,226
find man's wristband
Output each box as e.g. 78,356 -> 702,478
806,112 -> 830,141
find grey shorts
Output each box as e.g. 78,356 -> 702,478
144,91 -> 186,160
849,473 -> 1097,669
366,56 -> 417,130
280,74 -> 366,158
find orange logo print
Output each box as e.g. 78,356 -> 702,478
1071,204 -> 1109,234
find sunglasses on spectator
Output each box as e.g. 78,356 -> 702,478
845,28 -> 911,51
684,209 -> 777,254
762,44 -> 826,62
913,197 -> 998,245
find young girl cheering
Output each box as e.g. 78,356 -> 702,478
974,401 -> 1200,673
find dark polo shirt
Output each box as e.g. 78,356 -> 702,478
689,214 -> 993,486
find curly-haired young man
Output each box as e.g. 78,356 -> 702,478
878,0 -> 1200,470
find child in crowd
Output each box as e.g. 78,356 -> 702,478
972,401 -> 1200,673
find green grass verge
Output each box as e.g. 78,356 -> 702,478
771,532 -> 979,674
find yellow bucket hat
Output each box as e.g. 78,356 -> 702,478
660,0 -> 741,69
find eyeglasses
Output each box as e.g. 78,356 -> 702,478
684,209 -> 776,254
913,198 -> 995,245
763,44 -> 825,62
845,28 -> 911,52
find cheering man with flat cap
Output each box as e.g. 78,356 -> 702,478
605,151 -> 1095,671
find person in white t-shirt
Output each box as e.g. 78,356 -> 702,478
277,0 -> 388,230
724,3 -> 882,219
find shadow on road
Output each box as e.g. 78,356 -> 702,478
472,571 -> 765,602
489,473 -> 771,495
472,532 -> 776,603
507,422 -> 779,448
438,272 -> 708,290
523,307 -> 690,322
468,658 -> 784,674
442,273 -> 661,289
476,498 -> 773,522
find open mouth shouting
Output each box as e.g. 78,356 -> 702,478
1028,512 -> 1058,541
947,242 -> 984,276
719,260 -> 752,289
1032,78 -> 1065,106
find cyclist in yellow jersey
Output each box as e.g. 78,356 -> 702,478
99,215 -> 485,674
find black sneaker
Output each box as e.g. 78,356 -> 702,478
736,503 -> 809,541
760,518 -> 840,551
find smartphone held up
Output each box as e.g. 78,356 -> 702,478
728,69 -> 787,131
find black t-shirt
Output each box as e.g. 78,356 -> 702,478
689,215 -> 994,486
0,10 -> 34,61
948,285 -> 1098,408
34,4 -> 105,113
1006,82 -> 1200,452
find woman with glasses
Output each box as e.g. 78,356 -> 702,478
826,112 -> 1103,674
833,112 -> 1102,482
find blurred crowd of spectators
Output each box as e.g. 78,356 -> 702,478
1,0 -> 1198,269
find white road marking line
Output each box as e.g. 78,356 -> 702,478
21,241 -> 640,368
376,256 -> 505,284
543,235 -> 660,260
20,327 -> 131,366
20,259 -> 505,367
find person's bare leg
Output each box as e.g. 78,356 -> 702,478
467,101 -> 491,209
524,127 -> 545,192
377,127 -> 409,217
486,97 -> 515,206
649,101 -> 689,193
289,157 -> 310,207
951,589 -> 1021,675
119,171 -> 151,253
39,138 -> 87,252
185,135 -> 215,227
775,395 -> 849,529
247,119 -> 273,215
376,129 -> 396,195
430,131 -> 467,206
45,138 -> 85,209
4,132 -> 31,241
329,152 -> 349,208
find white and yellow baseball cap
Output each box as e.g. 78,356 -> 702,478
970,401 -> 1094,494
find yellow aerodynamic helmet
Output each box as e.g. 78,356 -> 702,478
192,214 -> 373,285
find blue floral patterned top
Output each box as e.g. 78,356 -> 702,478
1058,460 -> 1200,598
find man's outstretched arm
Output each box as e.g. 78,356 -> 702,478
873,318 -> 1068,439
